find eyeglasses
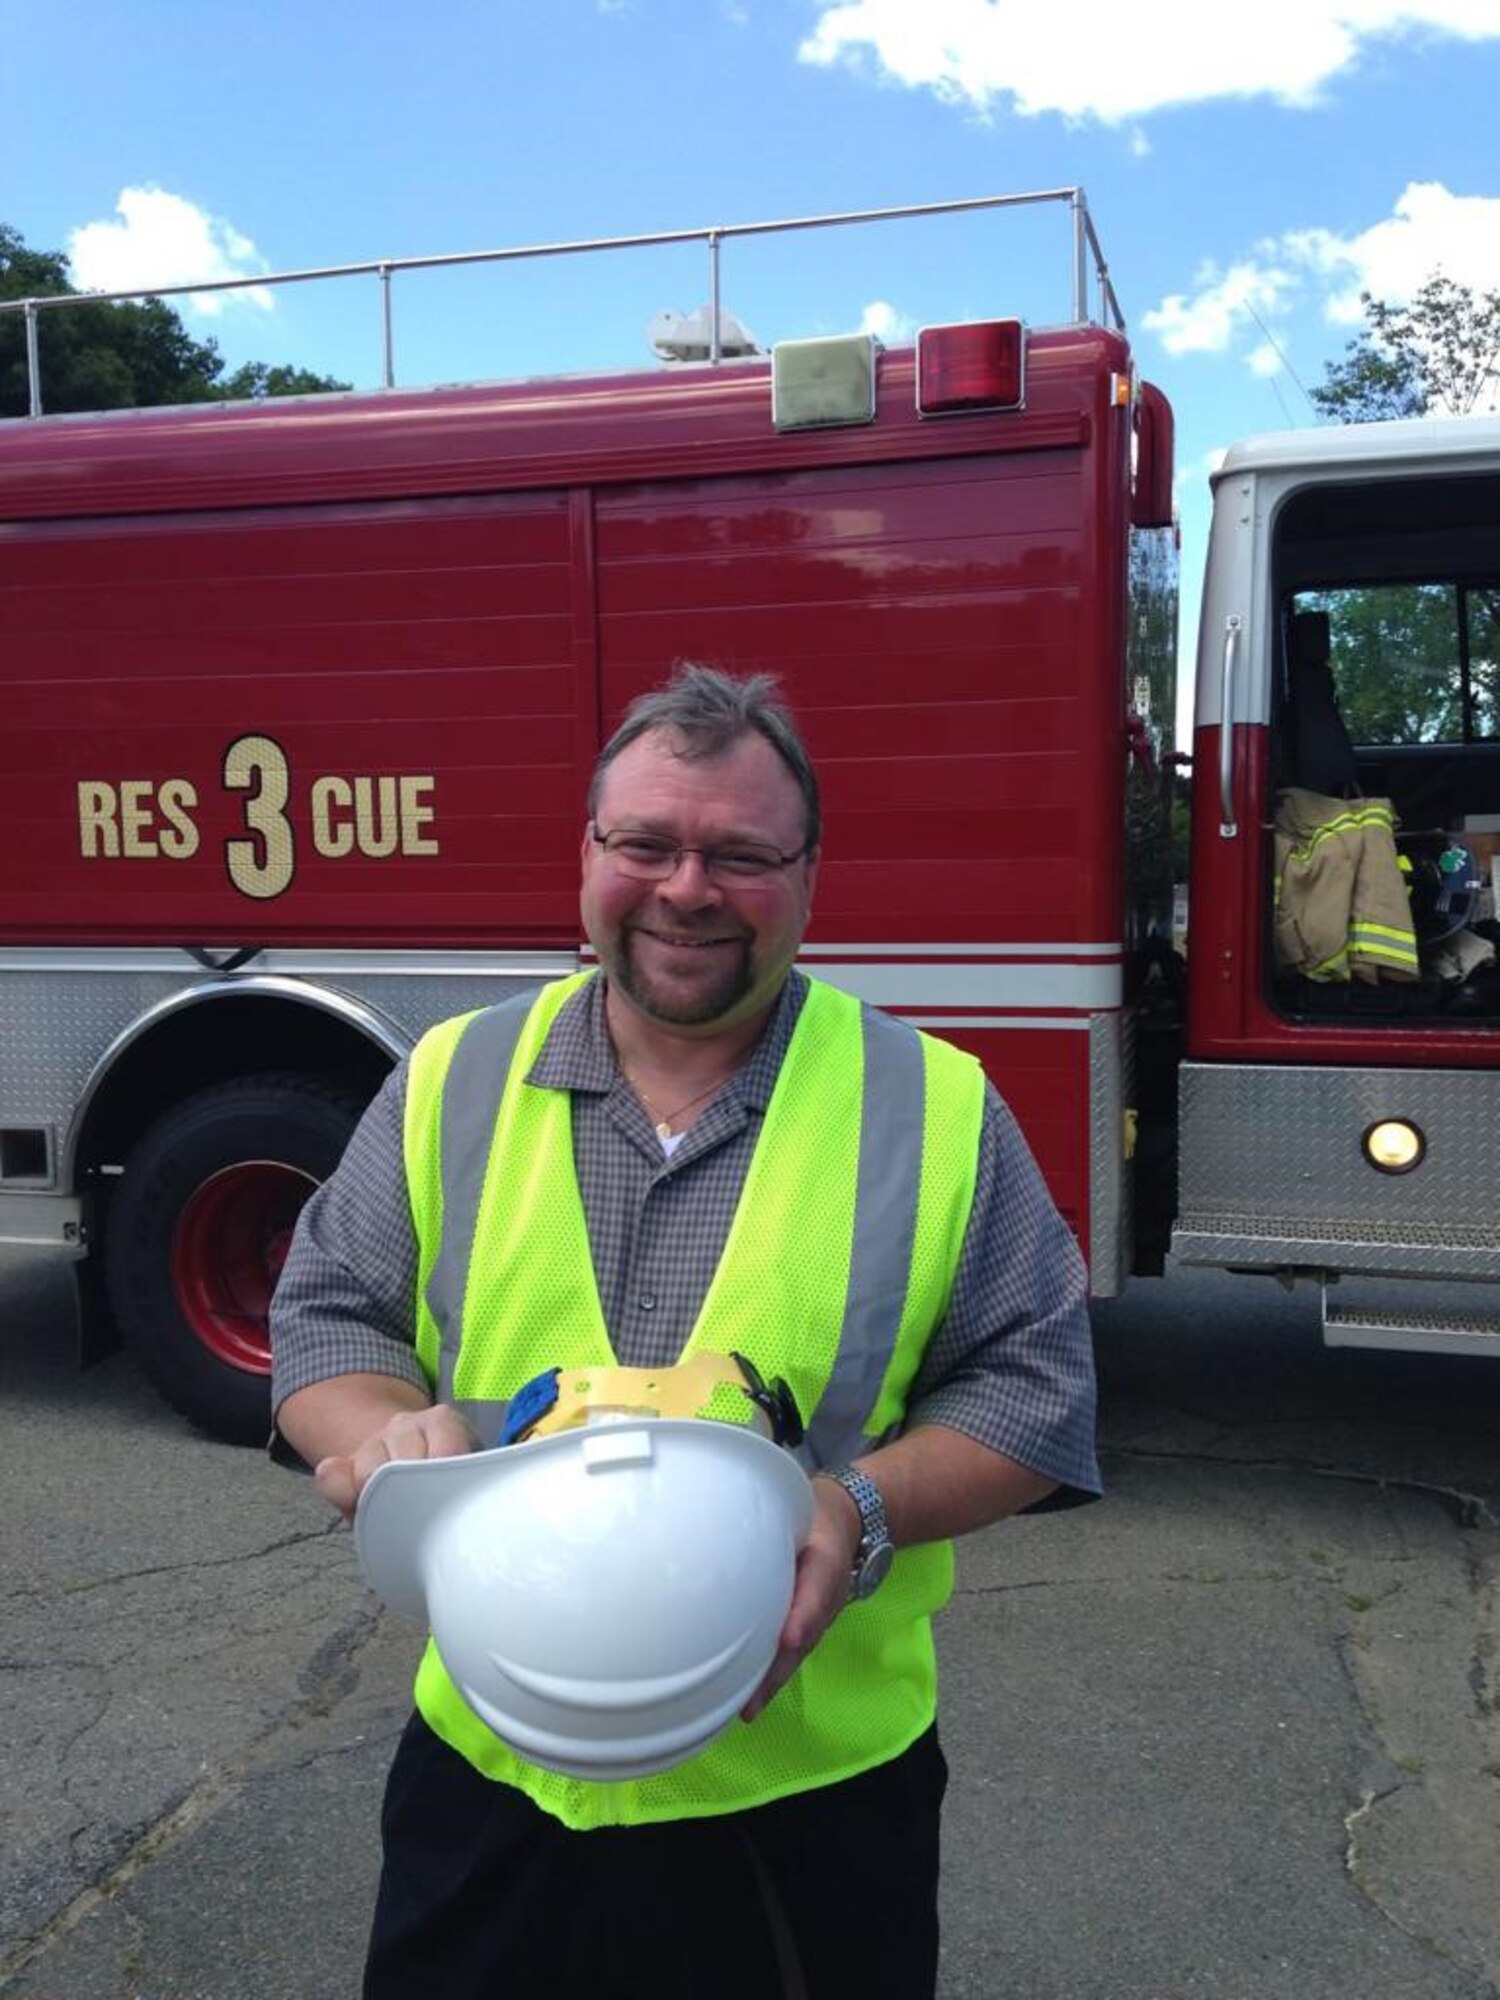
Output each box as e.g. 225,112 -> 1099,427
591,825 -> 810,883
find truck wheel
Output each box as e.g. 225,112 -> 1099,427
104,1074 -> 366,1445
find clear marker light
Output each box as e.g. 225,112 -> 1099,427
771,334 -> 878,431
1363,1120 -> 1425,1174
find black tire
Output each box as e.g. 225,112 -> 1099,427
104,1072 -> 366,1444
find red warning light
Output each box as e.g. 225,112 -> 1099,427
915,320 -> 1026,416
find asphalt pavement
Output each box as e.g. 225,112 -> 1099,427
1,1253 -> 1497,1999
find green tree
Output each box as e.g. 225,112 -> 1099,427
1306,278 -> 1500,760
1301,581 -> 1500,754
0,222 -> 349,417
218,361 -> 349,401
1311,273 -> 1500,423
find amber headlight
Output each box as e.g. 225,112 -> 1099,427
1362,1119 -> 1425,1175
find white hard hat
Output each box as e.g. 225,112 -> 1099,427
355,1415 -> 813,1779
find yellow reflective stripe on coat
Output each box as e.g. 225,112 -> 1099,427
1289,803 -> 1398,866
1351,920 -> 1419,950
1309,957 -> 1350,982
1350,932 -> 1420,970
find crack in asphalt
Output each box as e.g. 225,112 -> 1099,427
1341,1781 -> 1500,1995
953,1566 -> 1299,1598
1104,1443 -> 1499,1529
0,1598 -> 392,1987
44,1519 -> 346,1600
296,1598 -> 386,1716
1461,1544 -> 1498,1729
1106,1439 -> 1500,1990
0,1773 -> 238,1986
3,1522 -> 345,1603
0,1525 -> 348,1617
1324,1529 -> 1500,1991
1343,1779 -> 1404,1865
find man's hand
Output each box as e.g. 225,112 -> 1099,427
737,1426 -> 1062,1724
313,1402 -> 478,1522
278,1374 -> 478,1523
740,1473 -> 861,1722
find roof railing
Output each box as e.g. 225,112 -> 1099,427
0,187 -> 1124,420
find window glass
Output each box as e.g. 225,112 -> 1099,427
1470,586 -> 1500,738
1296,583 -> 1500,744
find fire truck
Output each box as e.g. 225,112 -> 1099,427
2,192 -> 1497,1444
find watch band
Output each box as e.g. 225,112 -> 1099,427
818,1463 -> 895,1600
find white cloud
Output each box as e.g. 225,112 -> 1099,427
1143,259 -> 1296,357
1247,342 -> 1284,378
859,299 -> 914,341
68,187 -> 273,317
798,0 -> 1500,123
1144,182 -> 1500,377
1287,181 -> 1500,321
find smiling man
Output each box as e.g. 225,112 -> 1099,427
271,663 -> 1099,2000
584,727 -> 815,1028
580,699 -> 820,1128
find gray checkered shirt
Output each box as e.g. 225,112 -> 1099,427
271,973 -> 1099,1499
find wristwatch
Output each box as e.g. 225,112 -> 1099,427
818,1464 -> 895,1600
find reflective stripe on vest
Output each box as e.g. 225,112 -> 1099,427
414,974 -> 937,1467
401,970 -> 985,1828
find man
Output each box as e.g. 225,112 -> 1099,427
272,664 -> 1099,2000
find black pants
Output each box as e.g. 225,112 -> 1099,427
364,1714 -> 947,2000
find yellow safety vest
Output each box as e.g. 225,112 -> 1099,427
401,971 -> 985,1829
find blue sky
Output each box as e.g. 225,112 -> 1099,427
7,0 -> 1500,738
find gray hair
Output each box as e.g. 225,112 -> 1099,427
587,663 -> 822,851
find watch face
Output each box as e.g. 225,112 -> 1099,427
854,1539 -> 895,1599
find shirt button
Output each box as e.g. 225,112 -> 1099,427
638,1294 -> 657,1312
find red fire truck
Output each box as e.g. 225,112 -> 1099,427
2,192 -> 1497,1443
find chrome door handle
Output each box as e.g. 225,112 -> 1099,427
1219,614 -> 1243,838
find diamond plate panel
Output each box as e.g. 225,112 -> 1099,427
0,971 -> 195,1124
0,956 -> 572,1185
1175,1061 -> 1500,1279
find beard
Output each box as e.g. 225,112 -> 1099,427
612,926 -> 756,1026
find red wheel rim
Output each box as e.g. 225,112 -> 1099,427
170,1161 -> 318,1373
